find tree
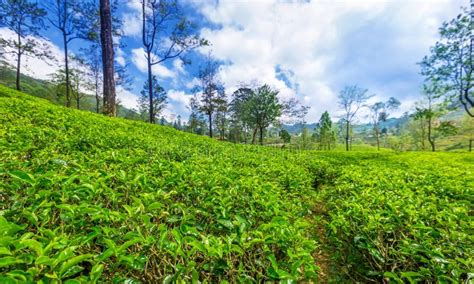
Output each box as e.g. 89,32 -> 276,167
420,6 -> 473,117
413,81 -> 448,151
187,96 -> 207,135
78,0 -> 124,113
249,85 -> 282,145
44,0 -> 90,107
314,111 -> 335,150
80,43 -> 102,113
369,97 -> 401,150
192,57 -> 223,138
229,86 -> 255,143
141,0 -> 206,123
279,129 -> 291,144
49,66 -> 84,109
338,85 -> 373,151
100,0 -> 116,116
214,91 -> 228,140
0,0 -> 49,90
137,76 -> 167,122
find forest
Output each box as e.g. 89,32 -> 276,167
0,0 -> 473,282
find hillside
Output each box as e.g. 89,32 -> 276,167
0,66 -> 140,120
0,85 -> 473,282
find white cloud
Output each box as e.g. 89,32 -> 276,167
122,1 -> 142,37
194,0 -> 464,122
163,89 -> 192,120
117,86 -> 139,110
131,48 -> 175,78
0,28 -> 62,80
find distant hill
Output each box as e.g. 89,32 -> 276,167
0,66 -> 140,120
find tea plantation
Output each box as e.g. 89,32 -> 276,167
0,85 -> 473,283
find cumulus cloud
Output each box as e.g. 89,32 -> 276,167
163,89 -> 192,121
0,28 -> 62,80
117,86 -> 139,110
131,48 -> 176,78
193,0 -> 464,122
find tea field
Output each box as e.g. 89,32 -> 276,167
0,85 -> 473,283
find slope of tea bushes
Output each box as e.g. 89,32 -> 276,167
1,85 -> 473,282
317,153 -> 474,282
0,85 -> 320,282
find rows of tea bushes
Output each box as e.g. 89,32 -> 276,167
318,153 -> 473,282
0,85 -> 321,282
1,85 -> 473,282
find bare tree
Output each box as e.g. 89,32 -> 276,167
141,0 -> 207,123
338,85 -> 373,151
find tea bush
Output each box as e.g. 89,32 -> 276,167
0,85 -> 472,282
318,153 -> 474,282
0,85 -> 320,282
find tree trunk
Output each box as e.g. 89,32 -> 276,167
259,127 -> 264,145
95,76 -> 100,113
208,114 -> 213,138
63,33 -> 71,107
146,52 -> 154,123
15,33 -> 21,91
428,116 -> 435,152
345,120 -> 350,151
100,0 -> 116,117
251,128 -> 257,144
16,51 -> 21,91
376,133 -> 380,150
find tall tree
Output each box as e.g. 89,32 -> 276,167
420,5 -> 473,116
229,86 -> 254,143
214,91 -> 228,140
187,95 -> 207,135
137,76 -> 167,122
314,111 -> 335,150
141,0 -> 206,123
80,44 -> 102,113
338,85 -> 373,151
192,57 -> 223,138
251,85 -> 283,145
0,0 -> 49,90
414,81 -> 457,151
369,97 -> 401,150
100,0 -> 116,116
44,0 -> 89,107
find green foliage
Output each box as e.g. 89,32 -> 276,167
0,85 -> 320,282
420,6 -> 474,116
279,129 -> 291,144
0,84 -> 472,282
318,153 -> 474,282
138,76 -> 167,122
314,111 -> 335,150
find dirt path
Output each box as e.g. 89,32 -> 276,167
311,201 -> 332,283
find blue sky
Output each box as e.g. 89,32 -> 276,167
0,0 -> 467,123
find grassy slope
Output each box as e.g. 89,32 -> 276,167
0,85 -> 473,282
0,67 -> 140,120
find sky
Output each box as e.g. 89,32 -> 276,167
0,0 -> 467,123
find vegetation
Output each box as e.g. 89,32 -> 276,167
1,85 -> 472,282
0,1 -> 473,282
